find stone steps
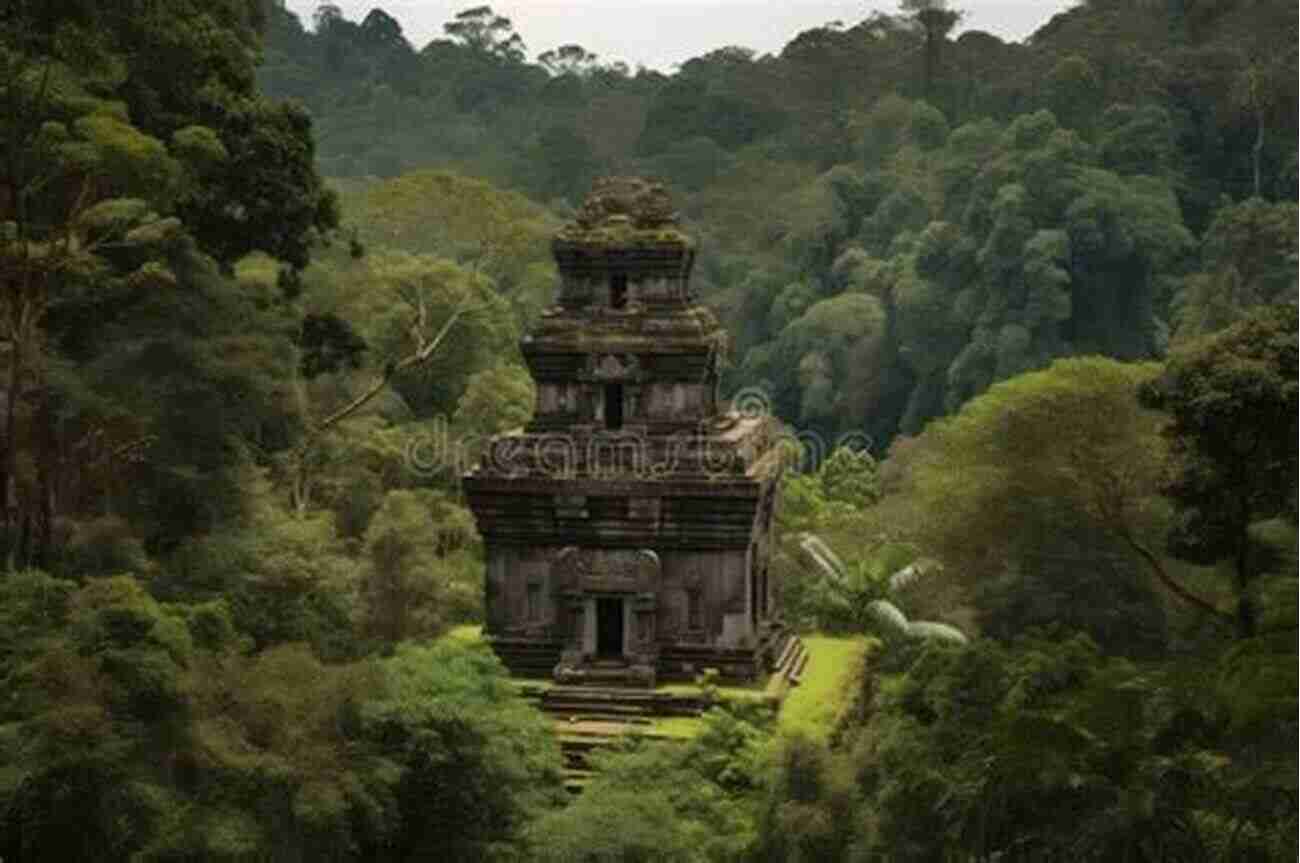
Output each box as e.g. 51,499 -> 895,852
773,632 -> 800,672
542,685 -> 707,718
563,769 -> 595,794
490,638 -> 565,678
545,686 -> 714,792
769,632 -> 808,686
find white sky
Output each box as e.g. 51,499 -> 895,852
285,1 -> 1077,72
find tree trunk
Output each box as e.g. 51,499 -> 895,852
1252,109 -> 1264,198
33,389 -> 53,570
4,326 -> 22,571
1235,540 -> 1256,638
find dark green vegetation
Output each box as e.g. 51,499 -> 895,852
1,0 -> 1295,860
262,0 -> 1296,447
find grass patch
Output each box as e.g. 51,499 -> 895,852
445,624 -> 484,644
646,716 -> 705,739
657,681 -> 772,703
777,636 -> 878,742
656,680 -> 766,694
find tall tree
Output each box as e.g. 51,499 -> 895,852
538,43 -> 599,77
903,356 -> 1218,648
901,0 -> 963,102
443,5 -> 526,62
1140,304 -> 1299,638
0,0 -> 336,566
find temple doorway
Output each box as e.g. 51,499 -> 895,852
596,597 -> 624,657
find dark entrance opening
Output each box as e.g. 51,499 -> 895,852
610,273 -> 628,308
596,597 -> 624,657
604,383 -> 624,430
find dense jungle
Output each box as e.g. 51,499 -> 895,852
0,0 -> 1296,860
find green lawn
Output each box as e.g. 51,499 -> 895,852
777,635 -> 879,741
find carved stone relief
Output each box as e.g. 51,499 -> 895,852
552,546 -> 660,593
582,353 -> 643,382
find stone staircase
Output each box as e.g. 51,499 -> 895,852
517,684 -> 711,793
490,637 -> 565,677
543,685 -> 709,719
508,631 -> 808,794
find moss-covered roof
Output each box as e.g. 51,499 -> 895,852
556,177 -> 693,248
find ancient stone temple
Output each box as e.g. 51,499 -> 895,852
463,177 -> 785,687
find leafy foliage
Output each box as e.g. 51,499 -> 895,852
1140,304 -> 1299,636
527,704 -> 770,862
2,1 -> 1296,859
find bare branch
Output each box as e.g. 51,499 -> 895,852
1116,522 -> 1233,624
314,296 -> 480,432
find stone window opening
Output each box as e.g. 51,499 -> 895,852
610,272 -> 628,309
604,383 -> 624,430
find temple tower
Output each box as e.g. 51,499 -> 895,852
464,177 -> 783,686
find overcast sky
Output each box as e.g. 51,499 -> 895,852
285,1 -> 1077,71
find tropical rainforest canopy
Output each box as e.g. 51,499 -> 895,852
0,0 -> 1295,859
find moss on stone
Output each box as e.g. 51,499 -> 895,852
554,224 -> 693,248
557,176 -> 693,248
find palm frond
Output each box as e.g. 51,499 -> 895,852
907,620 -> 969,645
799,532 -> 848,583
888,563 -> 922,592
888,558 -> 943,592
866,599 -> 912,640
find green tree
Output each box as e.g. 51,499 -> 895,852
529,707 -> 768,862
1140,304 -> 1298,638
758,730 -> 856,863
538,43 -> 599,77
1,0 -> 337,569
0,575 -> 194,861
361,489 -> 480,644
352,169 -> 557,302
1044,53 -> 1103,134
1173,197 -> 1298,342
900,0 -> 963,103
363,640 -> 566,860
453,362 -> 535,438
902,357 -> 1196,652
443,5 -> 526,63
851,631 -> 1296,861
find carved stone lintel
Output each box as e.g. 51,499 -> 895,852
552,546 -> 661,593
582,353 -> 643,383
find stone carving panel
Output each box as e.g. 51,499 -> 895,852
582,353 -> 644,382
552,546 -> 660,593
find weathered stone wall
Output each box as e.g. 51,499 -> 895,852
556,273 -> 690,308
487,543 -> 758,651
